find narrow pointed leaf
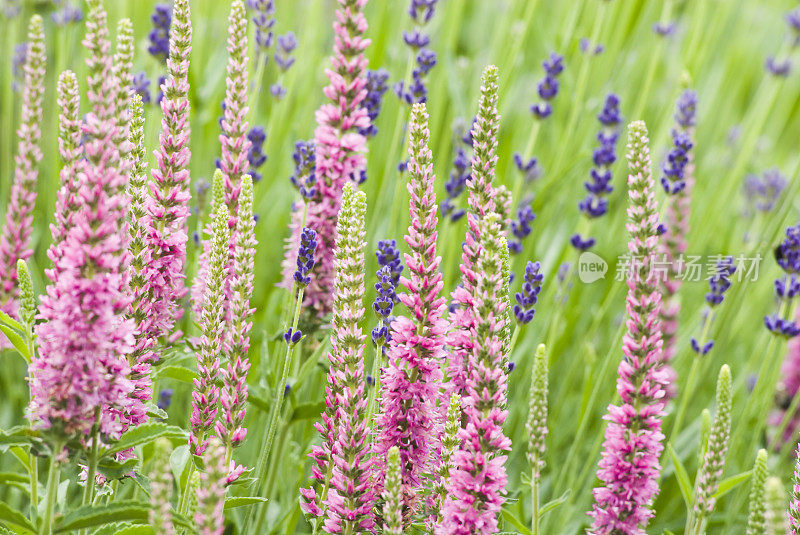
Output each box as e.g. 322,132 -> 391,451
667,442 -> 692,507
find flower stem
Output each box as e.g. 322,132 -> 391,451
531,465 -> 540,535
671,308 -> 715,440
40,442 -> 63,535
29,450 -> 38,518
366,333 -> 385,431
259,286 -> 304,483
248,285 -> 306,531
82,408 -> 101,507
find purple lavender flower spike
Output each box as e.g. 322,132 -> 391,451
652,21 -> 676,36
508,204 -> 535,254
294,227 -> 318,287
371,239 -> 403,347
660,130 -> 693,194
360,69 -> 390,137
787,7 -> 800,47
409,0 -> 438,23
247,0 -> 275,54
571,94 -> 621,250
11,42 -> 27,93
52,1 -> 83,26
705,256 -> 737,306
514,261 -> 543,324
275,32 -> 297,71
513,153 -> 540,182
395,0 -> 440,104
147,3 -> 171,63
766,56 -> 791,76
766,224 -> 800,337
440,120 -> 473,222
376,239 -> 404,294
246,126 -> 267,182
289,140 -> 317,200
403,28 -> 430,49
745,168 -> 788,213
531,52 -> 564,119
131,71 -> 151,103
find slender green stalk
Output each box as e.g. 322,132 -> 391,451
259,286 -> 304,484
29,452 -> 38,521
247,285 -> 306,529
254,420 -> 289,527
555,321 -> 626,492
82,408 -> 102,508
532,474 -> 540,535
40,441 -> 63,535
365,333 -> 385,432
670,308 -> 716,440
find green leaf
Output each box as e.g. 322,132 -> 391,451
667,443 -> 693,508
0,311 -> 24,332
248,387 -> 270,413
105,423 -> 186,456
170,445 -> 190,491
144,403 -> 168,421
96,458 -> 139,481
539,488 -> 571,517
224,496 -> 268,510
92,524 -> 154,535
152,365 -> 198,384
0,427 -> 44,451
0,325 -> 29,362
0,501 -> 35,534
0,473 -> 28,486
54,501 -> 150,533
500,509 -> 532,535
290,401 -> 325,422
8,447 -> 30,474
170,512 -> 195,532
712,470 -> 752,499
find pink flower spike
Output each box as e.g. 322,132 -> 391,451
121,94 -> 154,435
280,0 -> 371,318
30,3 -> 134,439
447,65 -> 501,398
49,70 -> 83,266
438,213 -> 511,535
303,183 -> 374,531
190,196 -> 231,457
218,175 -> 256,456
374,103 -> 448,513
588,121 -> 666,534
146,0 -> 192,342
0,15 -> 45,319
191,0 -> 250,340
220,0 -> 251,215
195,438 -> 227,535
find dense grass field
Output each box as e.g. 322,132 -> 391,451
1,0 -> 800,533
